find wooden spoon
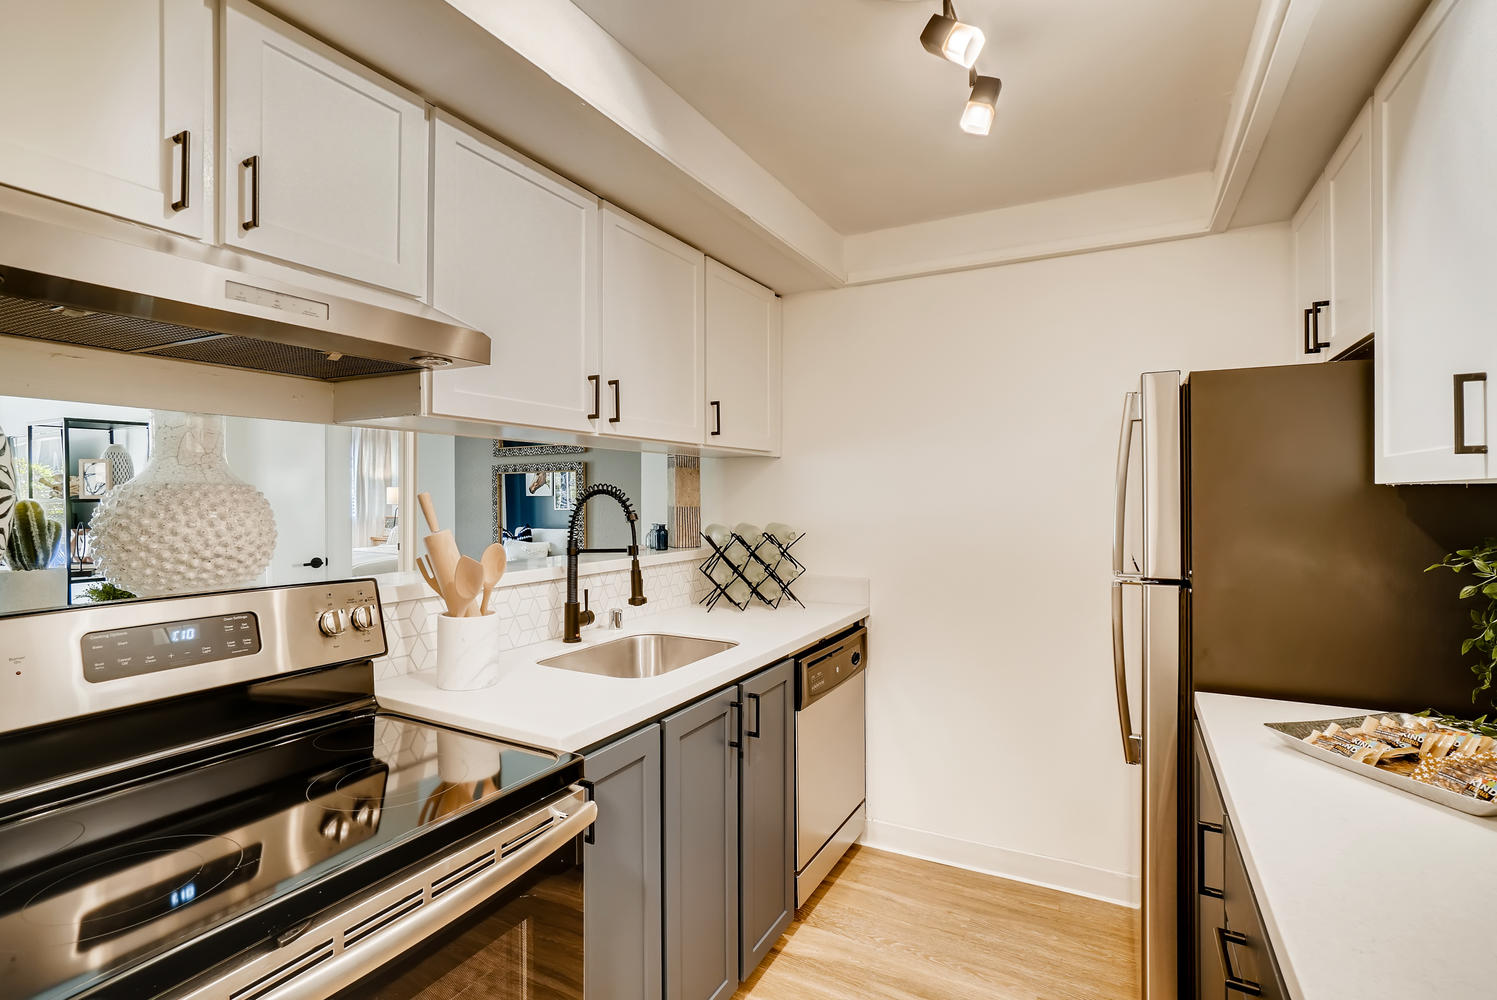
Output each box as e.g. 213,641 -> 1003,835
479,542 -> 506,615
452,556 -> 484,618
415,492 -> 462,606
423,530 -> 462,606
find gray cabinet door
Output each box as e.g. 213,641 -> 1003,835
1193,736 -> 1227,1000
738,659 -> 795,978
584,724 -> 663,1000
662,688 -> 739,1000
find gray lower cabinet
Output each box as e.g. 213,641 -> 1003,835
1193,730 -> 1289,1000
584,724 -> 663,1000
662,688 -> 740,1000
737,659 -> 795,978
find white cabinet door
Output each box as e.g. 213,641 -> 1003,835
0,0 -> 210,237
428,114 -> 598,433
221,0 -> 428,295
1375,0 -> 1496,483
705,260 -> 781,454
1290,178 -> 1330,363
598,204 -> 705,445
1326,102 -> 1375,357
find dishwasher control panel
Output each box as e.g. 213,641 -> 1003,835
796,625 -> 867,710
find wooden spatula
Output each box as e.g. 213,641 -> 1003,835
452,556 -> 484,618
479,542 -> 506,615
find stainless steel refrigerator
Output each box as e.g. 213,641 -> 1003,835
1110,358 -> 1497,1000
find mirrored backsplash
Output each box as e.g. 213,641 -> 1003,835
0,395 -> 704,616
416,436 -> 692,573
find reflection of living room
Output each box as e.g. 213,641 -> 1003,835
417,435 -> 674,571
0,396 -> 365,615
0,398 -> 151,612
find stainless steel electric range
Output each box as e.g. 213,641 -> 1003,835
0,580 -> 594,1000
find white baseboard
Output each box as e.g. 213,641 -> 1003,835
862,819 -> 1140,908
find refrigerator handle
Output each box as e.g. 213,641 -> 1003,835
1111,580 -> 1143,765
1113,392 -> 1141,577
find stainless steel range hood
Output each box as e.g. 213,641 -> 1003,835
0,187 -> 488,381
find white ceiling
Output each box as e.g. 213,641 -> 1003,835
570,0 -> 1261,235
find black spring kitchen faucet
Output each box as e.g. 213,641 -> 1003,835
563,483 -> 647,642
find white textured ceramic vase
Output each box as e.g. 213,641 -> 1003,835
91,411 -> 277,596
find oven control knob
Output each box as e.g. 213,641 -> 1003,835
350,604 -> 379,632
317,609 -> 346,637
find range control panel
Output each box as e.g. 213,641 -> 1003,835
77,580 -> 388,686
83,614 -> 263,683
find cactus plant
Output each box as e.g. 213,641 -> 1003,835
6,499 -> 62,571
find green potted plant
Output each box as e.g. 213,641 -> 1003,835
1427,540 -> 1497,710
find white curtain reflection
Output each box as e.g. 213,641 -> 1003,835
351,428 -> 398,548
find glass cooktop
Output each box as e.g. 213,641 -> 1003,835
0,712 -> 575,1000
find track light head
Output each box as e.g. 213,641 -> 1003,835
961,72 -> 1002,135
920,0 -> 985,69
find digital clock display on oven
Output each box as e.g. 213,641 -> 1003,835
82,613 -> 261,682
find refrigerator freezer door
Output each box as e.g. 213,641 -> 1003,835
1141,581 -> 1182,1000
1139,371 -> 1184,583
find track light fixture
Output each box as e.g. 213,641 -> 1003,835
961,70 -> 1002,135
920,0 -> 985,69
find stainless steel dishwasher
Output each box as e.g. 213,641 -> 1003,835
795,624 -> 867,906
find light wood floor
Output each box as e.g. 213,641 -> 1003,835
733,846 -> 1139,1000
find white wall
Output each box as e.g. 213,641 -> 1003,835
707,222 -> 1296,903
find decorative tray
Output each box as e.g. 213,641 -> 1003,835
1265,715 -> 1497,818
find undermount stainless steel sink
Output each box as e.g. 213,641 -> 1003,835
537,633 -> 738,678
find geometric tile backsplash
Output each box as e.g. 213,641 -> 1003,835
375,558 -> 710,680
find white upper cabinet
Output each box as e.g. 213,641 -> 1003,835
597,204 -> 706,445
0,0 -> 210,237
221,0 -> 428,295
1375,0 -> 1496,483
427,113 -> 599,433
1293,103 -> 1375,365
1290,178 -> 1329,363
1325,103 -> 1374,357
705,261 -> 781,454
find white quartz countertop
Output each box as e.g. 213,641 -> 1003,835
1194,692 -> 1497,998
377,601 -> 868,753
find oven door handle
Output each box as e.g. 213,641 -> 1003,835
169,786 -> 597,1000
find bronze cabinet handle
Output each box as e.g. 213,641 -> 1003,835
1311,299 -> 1330,352
1302,301 -> 1330,354
608,379 -> 620,423
1214,928 -> 1262,996
1196,821 -> 1224,899
241,155 -> 260,231
587,374 -> 600,420
710,400 -> 722,436
1454,372 -> 1488,455
170,130 -> 190,211
744,691 -> 760,738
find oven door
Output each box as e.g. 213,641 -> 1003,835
168,786 -> 593,1000
331,841 -> 584,1000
